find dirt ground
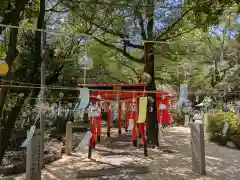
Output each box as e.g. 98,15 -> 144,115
13,126 -> 240,180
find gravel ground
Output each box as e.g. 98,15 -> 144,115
1,151 -> 25,167
12,126 -> 240,180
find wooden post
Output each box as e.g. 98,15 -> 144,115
65,121 -> 72,155
26,130 -> 41,180
203,113 -> 208,132
189,123 -> 206,175
184,114 -> 189,126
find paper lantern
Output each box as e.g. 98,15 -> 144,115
79,56 -> 94,70
0,60 -> 9,76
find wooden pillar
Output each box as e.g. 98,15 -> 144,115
118,102 -> 122,135
107,102 -> 111,137
65,122 -> 72,155
189,123 -> 206,175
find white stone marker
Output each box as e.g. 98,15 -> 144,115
189,122 -> 206,175
26,129 -> 41,180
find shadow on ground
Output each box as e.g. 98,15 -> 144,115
13,127 -> 240,180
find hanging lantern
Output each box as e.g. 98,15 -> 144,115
79,56 -> 94,70
0,60 -> 9,76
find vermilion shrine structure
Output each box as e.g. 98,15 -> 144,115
77,83 -> 175,157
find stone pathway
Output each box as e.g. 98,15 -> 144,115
13,127 -> 240,180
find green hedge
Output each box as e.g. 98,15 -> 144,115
207,110 -> 240,148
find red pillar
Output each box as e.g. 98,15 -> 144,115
88,117 -> 94,159
97,116 -> 101,142
97,101 -> 102,142
145,115 -> 148,136
92,116 -> 96,149
118,102 -> 122,135
107,102 -> 111,137
125,102 -> 129,132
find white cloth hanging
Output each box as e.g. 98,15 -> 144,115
128,119 -> 134,131
74,131 -> 92,152
21,125 -> 36,147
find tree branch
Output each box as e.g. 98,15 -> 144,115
88,34 -> 144,64
0,0 -> 30,35
99,66 -> 127,84
135,9 -> 146,40
46,9 -> 68,12
46,1 -> 68,12
82,15 -> 144,49
159,26 -> 197,41
154,8 -> 193,41
119,61 -> 140,76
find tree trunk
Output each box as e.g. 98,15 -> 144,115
0,0 -> 29,164
144,42 -> 158,146
0,0 -> 29,35
0,0 -> 29,123
0,91 -> 30,164
144,0 -> 158,147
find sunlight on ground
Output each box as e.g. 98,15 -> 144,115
13,127 -> 240,180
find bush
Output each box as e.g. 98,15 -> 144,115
169,109 -> 184,125
207,110 -> 240,146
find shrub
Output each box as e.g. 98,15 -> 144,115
207,110 -> 240,146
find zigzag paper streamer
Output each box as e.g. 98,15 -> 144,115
88,103 -> 101,118
127,119 -> 134,130
137,97 -> 148,123
158,124 -> 164,143
74,131 -> 92,152
21,125 -> 36,147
